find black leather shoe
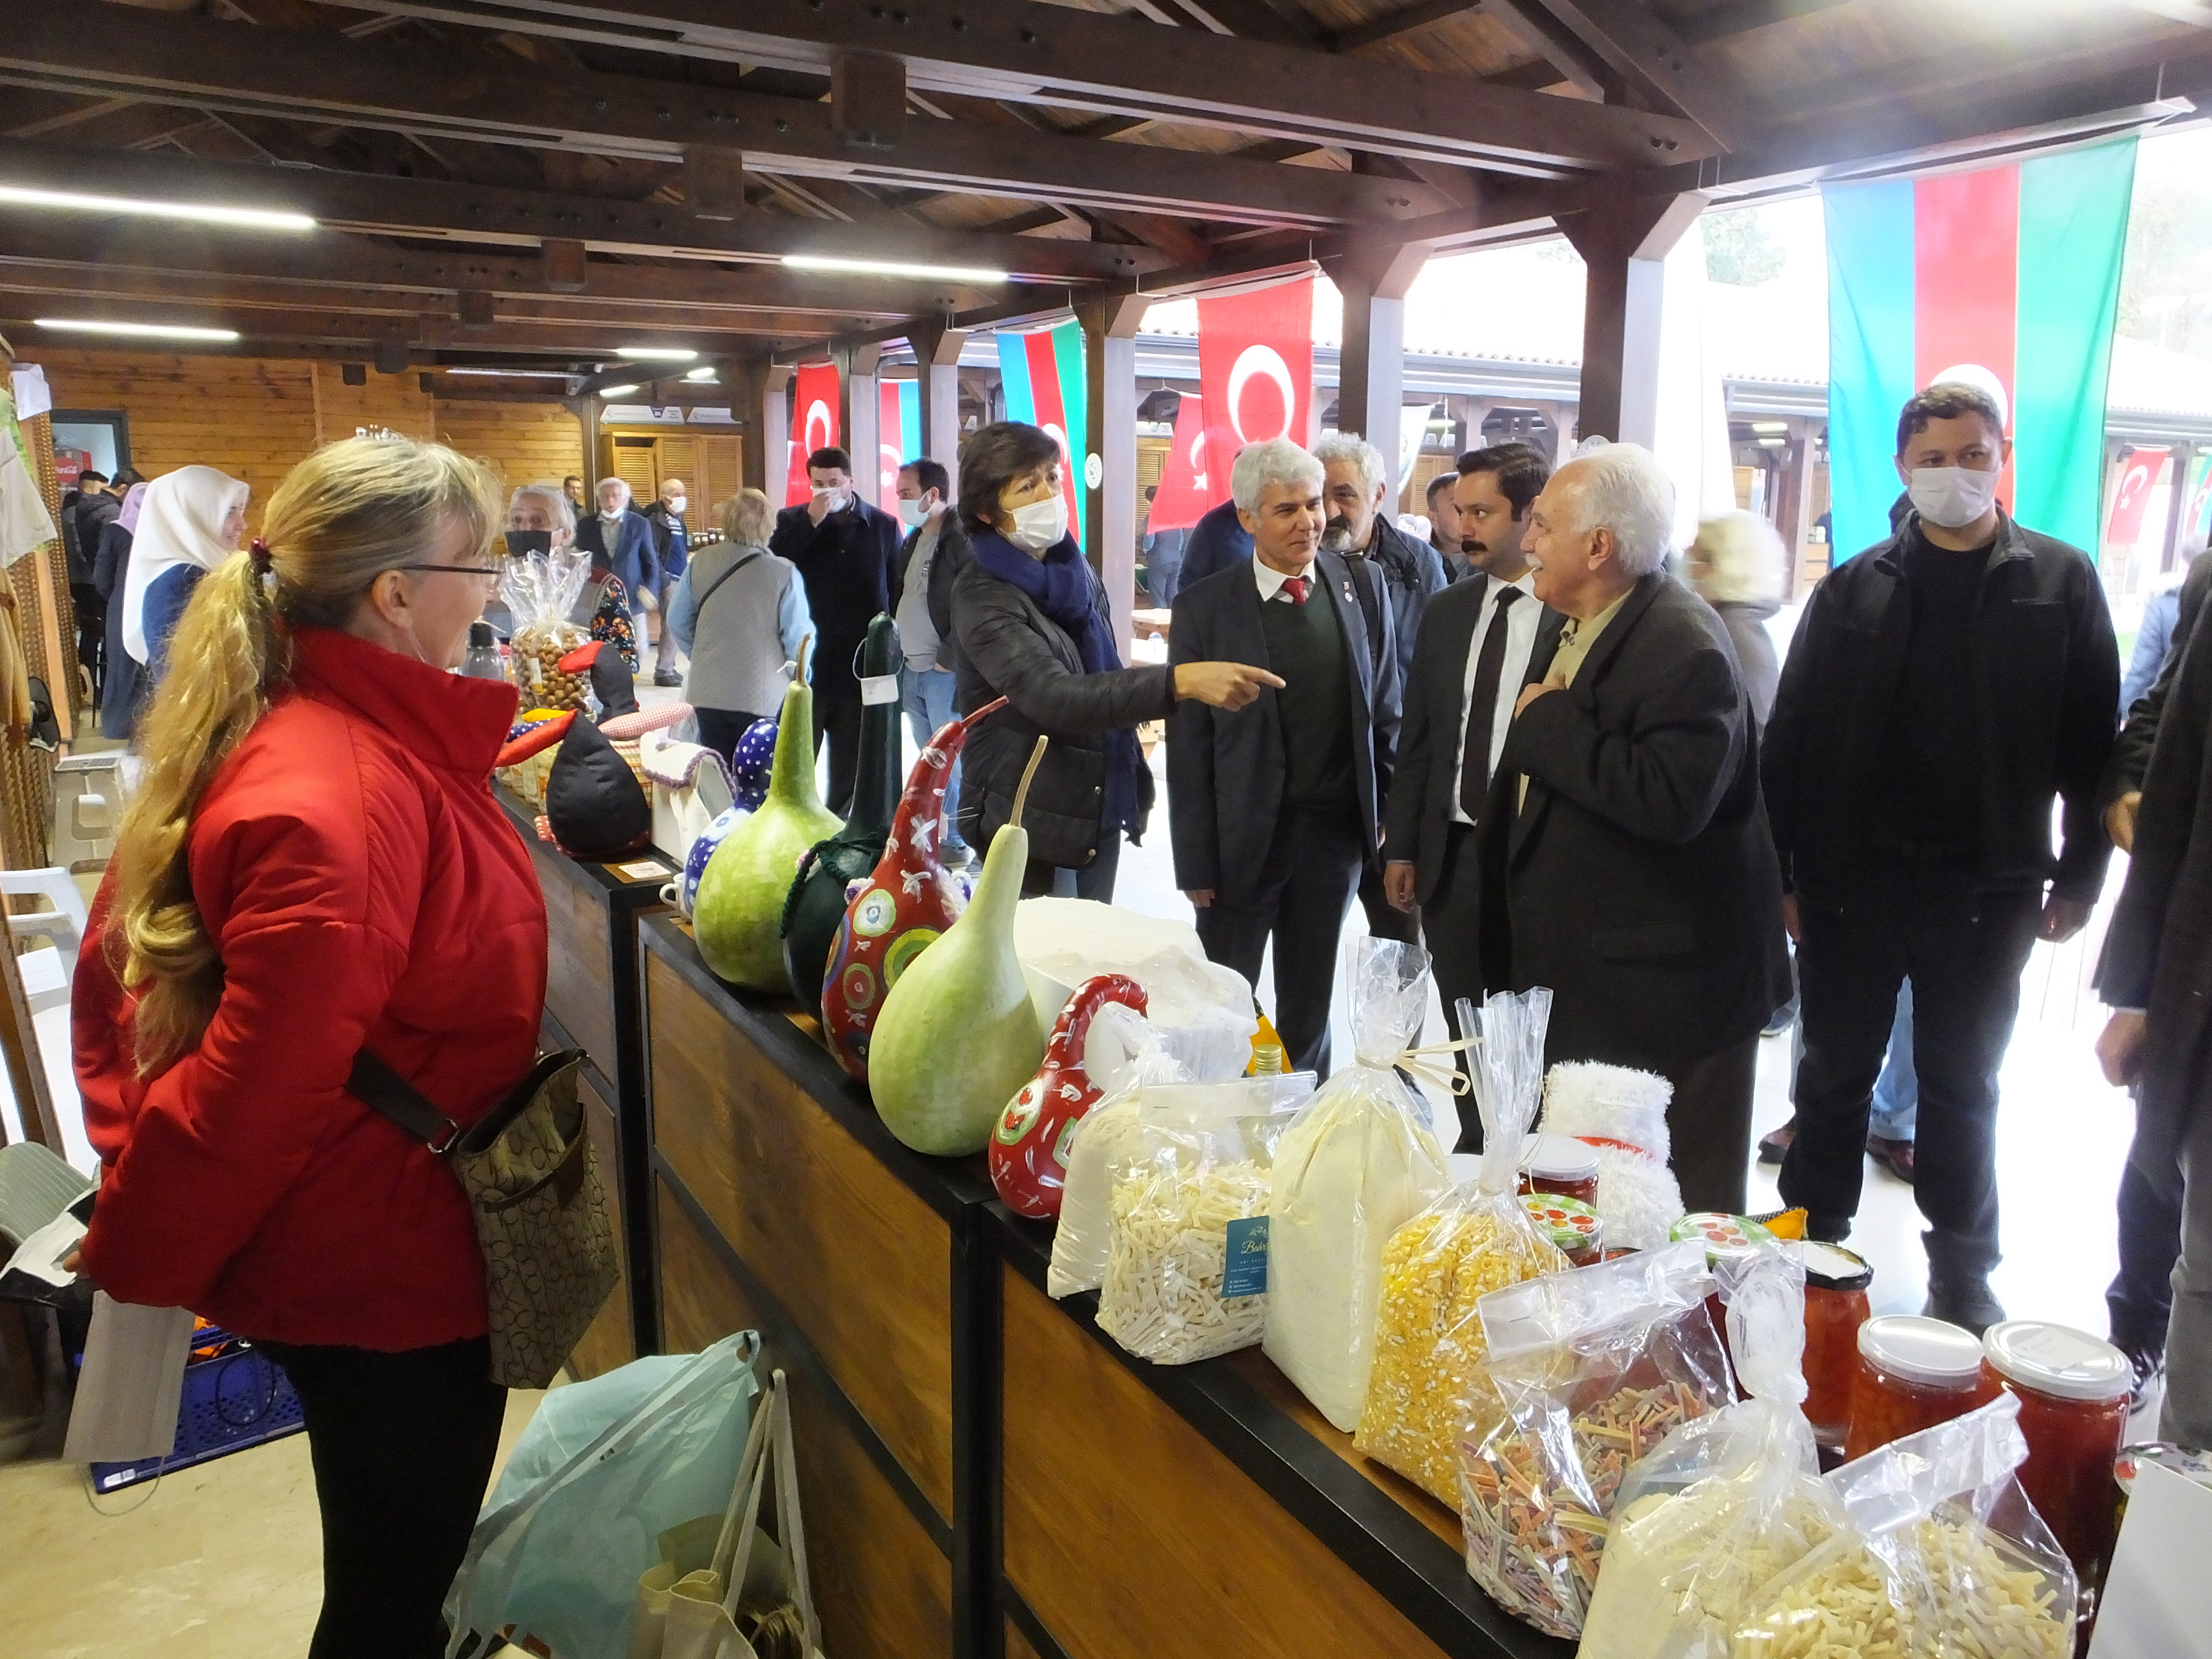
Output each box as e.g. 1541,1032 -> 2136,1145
1924,1280 -> 2006,1336
1867,1134 -> 1916,1185
1757,1118 -> 1796,1164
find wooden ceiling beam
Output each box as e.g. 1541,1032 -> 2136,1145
1327,1 -> 1482,54
0,136 -> 1161,281
307,0 -> 1716,169
1,3 -> 1461,228
1666,0 -> 1855,47
1509,0 -> 1755,143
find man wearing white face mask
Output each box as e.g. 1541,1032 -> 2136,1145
1763,381 -> 2118,1333
642,476 -> 691,685
771,445 -> 898,814
894,457 -> 973,863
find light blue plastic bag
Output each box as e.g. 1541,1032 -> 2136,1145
445,1333 -> 760,1659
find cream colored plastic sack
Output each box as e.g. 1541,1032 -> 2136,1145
1262,938 -> 1454,1432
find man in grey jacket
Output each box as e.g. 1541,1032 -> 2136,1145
894,458 -> 973,862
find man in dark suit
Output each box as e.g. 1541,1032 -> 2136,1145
1169,437 -> 1399,1077
1384,444 -> 1562,1136
1482,442 -> 1789,1214
770,445 -> 899,815
1176,464 -> 1256,591
574,476 -> 658,612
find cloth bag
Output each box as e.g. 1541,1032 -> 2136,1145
348,1047 -> 618,1389
446,1334 -> 761,1659
61,1291 -> 197,1464
628,1368 -> 822,1659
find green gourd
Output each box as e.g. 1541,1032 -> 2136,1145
693,640 -> 842,989
868,737 -> 1050,1156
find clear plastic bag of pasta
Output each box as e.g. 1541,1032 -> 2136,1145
501,543 -> 595,710
1459,1239 -> 1733,1639
1349,987 -> 1566,1504
1735,1394 -> 2078,1659
1574,1250 -> 1839,1659
1094,1082 -> 1304,1365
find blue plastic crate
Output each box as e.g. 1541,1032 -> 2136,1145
86,1328 -> 307,1492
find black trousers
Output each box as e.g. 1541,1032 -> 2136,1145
1779,856 -> 2041,1280
1021,829 -> 1122,901
694,706 -> 771,766
1662,1036 -> 1763,1216
71,582 -> 104,701
1424,823 -> 1487,1150
1194,805 -> 1364,1078
2109,1123 -> 2187,1358
257,1334 -> 508,1659
813,697 -> 863,817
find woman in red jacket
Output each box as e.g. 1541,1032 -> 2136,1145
75,435 -> 546,1659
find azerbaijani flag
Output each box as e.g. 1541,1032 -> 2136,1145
1824,138 -> 2136,561
996,318 -> 1088,552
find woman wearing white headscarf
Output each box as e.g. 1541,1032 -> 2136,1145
104,466 -> 249,739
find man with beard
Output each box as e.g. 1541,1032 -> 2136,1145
1383,444 -> 1563,1128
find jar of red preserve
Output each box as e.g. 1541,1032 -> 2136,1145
1668,1213 -> 1780,1391
1518,1134 -> 1601,1207
1844,1315 -> 1995,1459
1799,1241 -> 1872,1450
1981,1320 -> 2133,1597
1520,1191 -> 1604,1266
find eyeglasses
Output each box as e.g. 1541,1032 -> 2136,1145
394,563 -> 503,582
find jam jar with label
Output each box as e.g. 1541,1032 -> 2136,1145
1799,1241 -> 1873,1450
1982,1320 -> 2133,1595
1668,1213 -> 1780,1388
1844,1315 -> 1995,1458
1520,1191 -> 1604,1266
1518,1134 -> 1601,1208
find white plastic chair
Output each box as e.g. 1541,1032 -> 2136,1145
3,868 -> 88,1015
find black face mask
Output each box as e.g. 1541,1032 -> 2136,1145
505,529 -> 553,556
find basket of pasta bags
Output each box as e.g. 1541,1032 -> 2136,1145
1350,989 -> 1567,1505
1458,1238 -> 1734,1639
501,543 -> 597,713
1094,1078 -> 1306,1365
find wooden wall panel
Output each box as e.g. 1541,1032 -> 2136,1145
28,349 -> 581,528
1000,1268 -> 1449,1659
658,1184 -> 955,1659
646,952 -> 956,1523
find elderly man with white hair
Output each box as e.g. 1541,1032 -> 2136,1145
1477,442 -> 1790,1213
1169,436 -> 1399,1077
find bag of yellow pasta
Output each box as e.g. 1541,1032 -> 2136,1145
1352,988 -> 1566,1505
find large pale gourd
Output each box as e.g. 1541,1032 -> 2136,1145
869,738 -> 1050,1156
692,642 -> 842,989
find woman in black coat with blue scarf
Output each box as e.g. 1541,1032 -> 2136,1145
949,421 -> 1277,900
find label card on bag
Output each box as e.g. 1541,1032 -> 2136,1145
1222,1215 -> 1270,1298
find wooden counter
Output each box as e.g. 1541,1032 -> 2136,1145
497,786 -> 673,1375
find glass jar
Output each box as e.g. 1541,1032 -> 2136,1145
1982,1321 -> 2133,1594
1844,1315 -> 1994,1459
1800,1242 -> 1873,1450
1518,1134 -> 1601,1208
1520,1192 -> 1604,1266
1668,1213 -> 1780,1388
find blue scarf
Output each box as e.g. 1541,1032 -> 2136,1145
970,529 -> 1143,838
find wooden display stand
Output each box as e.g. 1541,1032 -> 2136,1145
495,787 -> 673,1377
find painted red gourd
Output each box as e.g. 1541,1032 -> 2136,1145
990,974 -> 1149,1220
821,695 -> 1008,1081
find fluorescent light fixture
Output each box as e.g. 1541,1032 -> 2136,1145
1749,420 -> 1790,433
684,366 -> 719,382
615,346 -> 698,361
0,183 -> 313,232
36,317 -> 240,342
597,383 -> 642,398
444,367 -> 573,378
782,253 -> 1008,284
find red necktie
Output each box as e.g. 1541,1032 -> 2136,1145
1282,576 -> 1310,605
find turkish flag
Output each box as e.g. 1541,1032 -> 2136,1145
2105,446 -> 2170,549
1148,395 -> 1213,532
785,362 -> 841,507
1196,277 -> 1314,505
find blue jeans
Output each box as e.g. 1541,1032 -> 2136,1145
899,666 -> 966,851
1790,980 -> 1916,1139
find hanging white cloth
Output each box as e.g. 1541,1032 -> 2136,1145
121,465 -> 248,664
0,386 -> 56,568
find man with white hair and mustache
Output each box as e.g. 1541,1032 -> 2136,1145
1478,442 -> 1790,1213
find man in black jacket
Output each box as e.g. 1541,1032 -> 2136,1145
894,457 -> 973,862
640,477 -> 690,686
771,445 -> 899,815
68,470 -> 125,703
1170,437 -> 1398,1077
1482,443 -> 1789,1214
1765,383 -> 2117,1331
1383,445 -> 1563,1133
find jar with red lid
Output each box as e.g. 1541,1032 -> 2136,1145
1982,1320 -> 2133,1597
1799,1241 -> 1873,1450
1844,1315 -> 1996,1459
1517,1134 -> 1601,1208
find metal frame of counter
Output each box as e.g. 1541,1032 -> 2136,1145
633,912 -> 1573,1659
495,785 -> 673,1373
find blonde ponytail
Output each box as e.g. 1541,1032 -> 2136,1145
110,436 -> 502,1073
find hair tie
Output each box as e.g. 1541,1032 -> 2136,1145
249,537 -> 277,598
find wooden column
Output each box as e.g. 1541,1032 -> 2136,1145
566,394 -> 603,496
1080,292 -> 1149,652
907,318 -> 970,497
1559,184 -> 1705,445
1773,420 -> 1815,601
838,342 -> 884,508
733,357 -> 793,496
1332,243 -> 1431,503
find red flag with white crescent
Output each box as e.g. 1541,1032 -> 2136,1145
786,362 -> 841,507
1196,278 -> 1314,506
1148,394 -> 1212,532
2105,446 -> 2169,548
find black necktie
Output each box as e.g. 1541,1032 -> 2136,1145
1460,585 -> 1523,821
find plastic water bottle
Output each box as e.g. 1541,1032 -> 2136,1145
459,621 -> 505,681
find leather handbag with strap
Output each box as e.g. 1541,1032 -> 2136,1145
348,1047 -> 619,1389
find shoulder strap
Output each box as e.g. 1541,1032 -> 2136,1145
1346,555 -> 1386,666
348,1051 -> 462,1151
693,548 -> 767,618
